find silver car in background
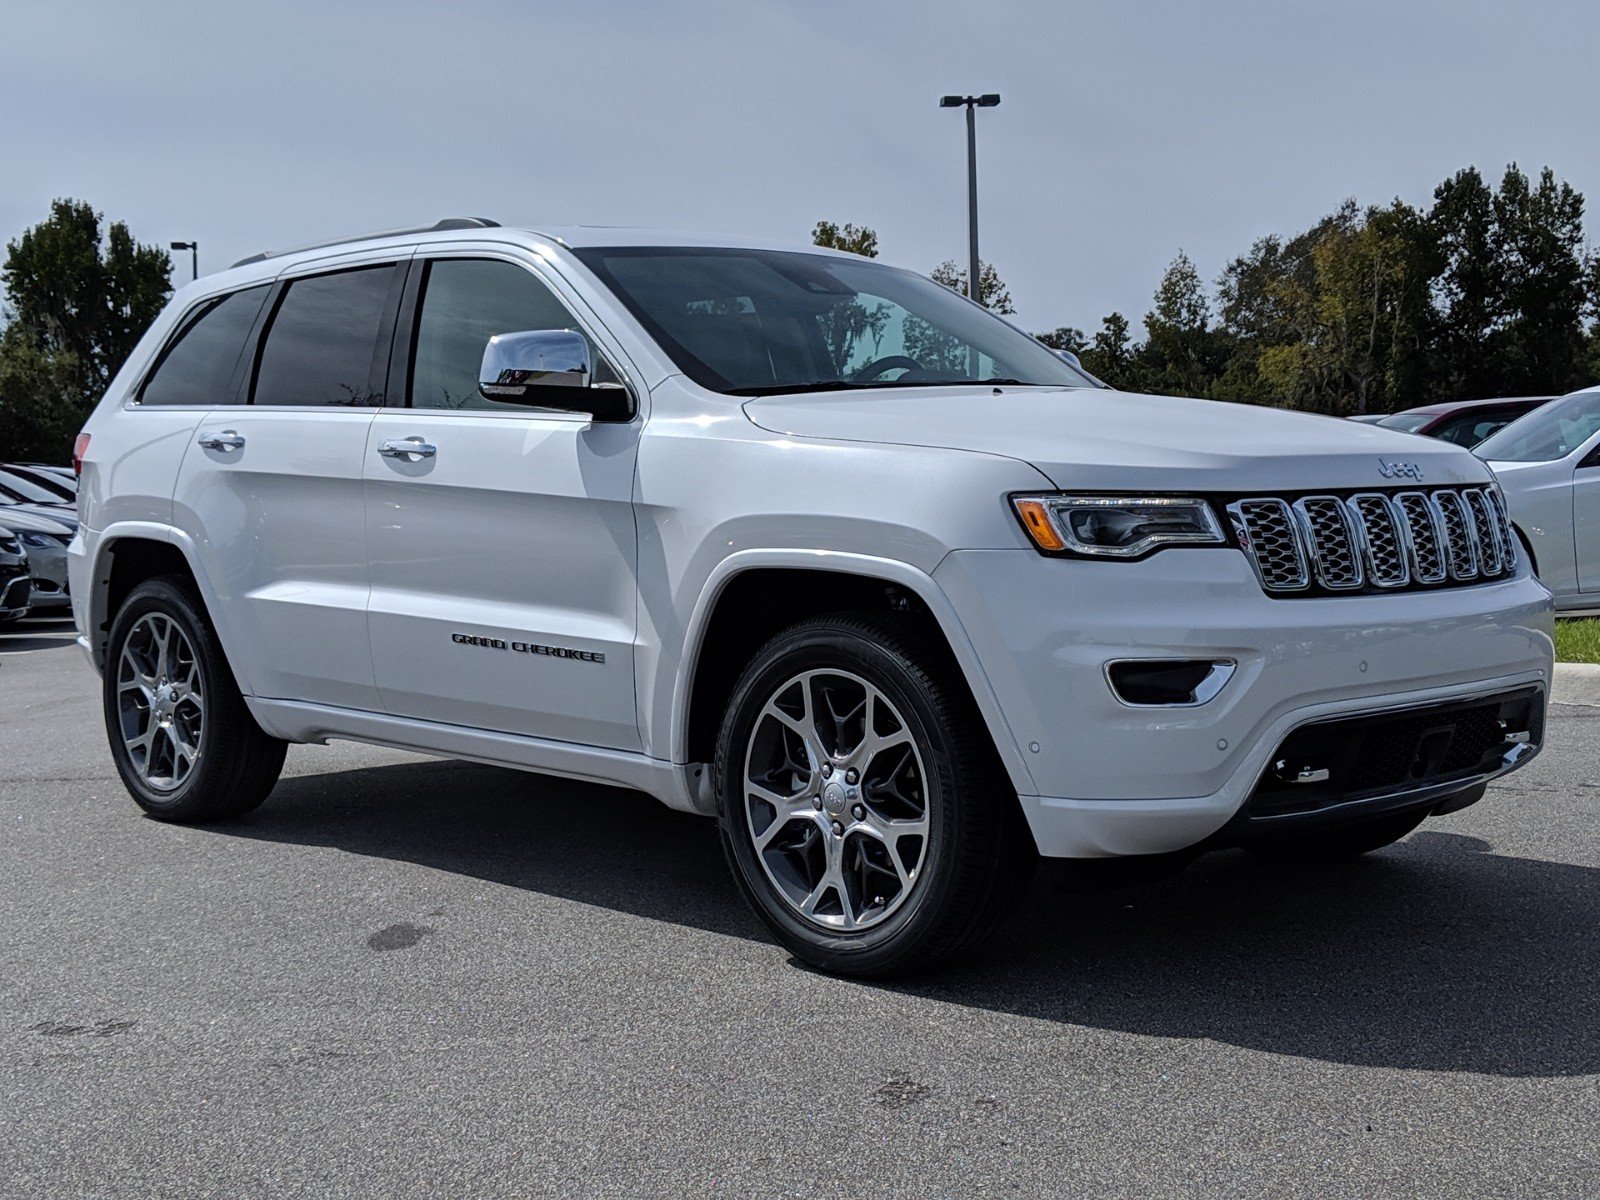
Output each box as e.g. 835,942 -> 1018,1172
1477,386 -> 1600,613
0,504 -> 73,614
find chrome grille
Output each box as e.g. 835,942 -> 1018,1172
1228,498 -> 1309,591
1395,491 -> 1447,583
1432,490 -> 1478,579
1232,486 -> 1516,597
1348,494 -> 1409,587
1294,497 -> 1363,589
1464,488 -> 1504,576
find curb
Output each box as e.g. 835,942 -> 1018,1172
1552,661 -> 1600,707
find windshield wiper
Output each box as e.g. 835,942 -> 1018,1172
729,377 -> 1058,397
728,381 -> 866,397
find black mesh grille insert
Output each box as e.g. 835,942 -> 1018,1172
1246,687 -> 1542,820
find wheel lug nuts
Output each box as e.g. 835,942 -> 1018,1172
851,804 -> 865,820
812,795 -> 823,810
845,769 -> 859,784
830,821 -> 844,836
821,763 -> 833,777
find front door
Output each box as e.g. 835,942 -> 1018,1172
362,254 -> 642,749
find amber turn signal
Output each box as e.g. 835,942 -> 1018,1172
1013,499 -> 1066,552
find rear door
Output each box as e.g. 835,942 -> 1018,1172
172,250 -> 408,709
362,250 -> 642,749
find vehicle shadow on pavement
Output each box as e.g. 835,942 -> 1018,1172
232,760 -> 1598,1079
0,616 -> 78,654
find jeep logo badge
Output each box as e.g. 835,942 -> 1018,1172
1377,459 -> 1423,481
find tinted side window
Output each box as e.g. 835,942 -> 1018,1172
140,285 -> 270,406
410,259 -> 616,411
253,265 -> 397,407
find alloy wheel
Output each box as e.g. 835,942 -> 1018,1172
116,613 -> 205,793
742,669 -> 931,931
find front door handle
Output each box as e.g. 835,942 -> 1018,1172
378,437 -> 437,461
198,430 -> 245,451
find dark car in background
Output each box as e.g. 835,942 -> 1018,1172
1,463 -> 76,502
0,525 -> 32,623
1372,396 -> 1556,448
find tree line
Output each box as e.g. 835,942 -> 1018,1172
822,163 -> 1600,413
2,173 -> 1595,462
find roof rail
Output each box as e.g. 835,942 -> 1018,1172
231,217 -> 501,269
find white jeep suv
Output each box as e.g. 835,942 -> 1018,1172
70,219 -> 1554,976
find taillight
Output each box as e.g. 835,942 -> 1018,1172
73,432 -> 91,477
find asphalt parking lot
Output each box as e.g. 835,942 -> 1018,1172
2,616 -> 1596,1198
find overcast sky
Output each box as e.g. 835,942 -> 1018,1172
3,0 -> 1597,336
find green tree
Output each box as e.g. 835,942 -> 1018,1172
1310,200 -> 1439,413
1430,166 -> 1501,396
1034,326 -> 1088,353
1080,312 -> 1134,385
929,260 -> 1015,314
1137,251 -> 1223,397
1492,164 -> 1588,393
1,198 -> 172,459
1215,201 -> 1439,413
811,220 -> 880,258
0,326 -> 84,462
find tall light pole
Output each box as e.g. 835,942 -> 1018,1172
170,241 -> 198,282
939,93 -> 1000,304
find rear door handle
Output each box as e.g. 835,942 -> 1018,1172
198,430 -> 245,451
378,437 -> 437,461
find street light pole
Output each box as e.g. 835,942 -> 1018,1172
170,241 -> 198,282
939,93 -> 1000,305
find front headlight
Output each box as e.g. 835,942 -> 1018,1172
1012,494 -> 1226,558
17,530 -> 65,548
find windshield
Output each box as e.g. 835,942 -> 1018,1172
1475,390 -> 1600,462
0,471 -> 65,503
574,246 -> 1093,396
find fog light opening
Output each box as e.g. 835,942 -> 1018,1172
1105,659 -> 1236,708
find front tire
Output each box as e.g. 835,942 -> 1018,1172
714,613 -> 1033,978
103,576 -> 286,822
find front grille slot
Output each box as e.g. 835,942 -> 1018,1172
1348,493 -> 1409,587
1228,498 -> 1309,591
1294,497 -> 1364,589
1432,490 -> 1479,580
1231,485 -> 1516,598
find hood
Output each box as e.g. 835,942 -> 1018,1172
743,386 -> 1494,492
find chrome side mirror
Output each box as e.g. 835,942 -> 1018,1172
480,329 -> 591,396
478,329 -> 630,421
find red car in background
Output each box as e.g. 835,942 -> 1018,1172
1360,396 -> 1557,448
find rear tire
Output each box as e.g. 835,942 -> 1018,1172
714,613 -> 1034,978
103,576 -> 286,822
1243,808 -> 1428,862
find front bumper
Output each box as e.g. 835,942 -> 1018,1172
22,541 -> 69,610
934,548 -> 1555,857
